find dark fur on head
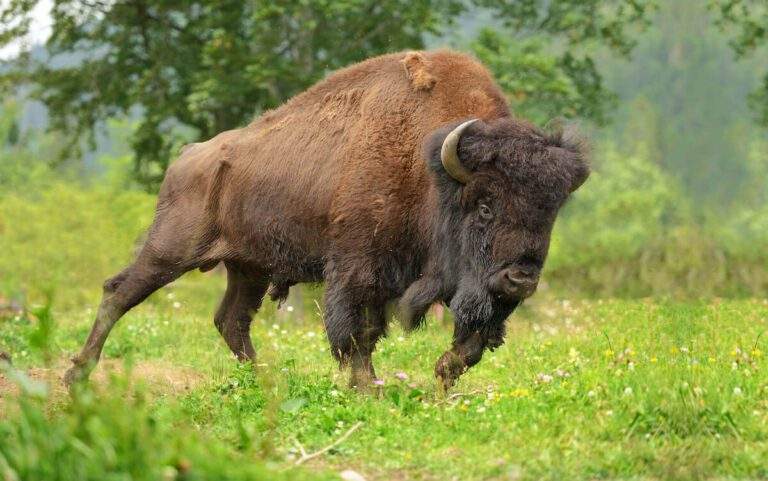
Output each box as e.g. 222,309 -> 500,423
402,117 -> 590,345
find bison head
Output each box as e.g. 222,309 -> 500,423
423,117 -> 589,346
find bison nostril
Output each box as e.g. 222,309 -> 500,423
491,267 -> 539,300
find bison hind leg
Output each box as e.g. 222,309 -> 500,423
64,255 -> 191,387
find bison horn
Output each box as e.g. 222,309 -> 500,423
440,119 -> 478,184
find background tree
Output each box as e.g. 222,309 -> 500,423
600,0 -> 767,210
713,1 -> 768,126
0,0 -> 652,189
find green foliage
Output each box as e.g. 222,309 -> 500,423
0,0 -> 652,188
545,141 -> 768,298
0,182 -> 155,306
0,369 -> 331,481
713,0 -> 768,125
471,29 -> 615,125
601,0 -> 767,208
549,143 -> 682,269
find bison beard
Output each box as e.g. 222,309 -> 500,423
63,50 -> 588,392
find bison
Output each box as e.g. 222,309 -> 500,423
64,50 -> 589,391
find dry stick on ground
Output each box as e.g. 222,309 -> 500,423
435,389 -> 484,405
293,421 -> 364,466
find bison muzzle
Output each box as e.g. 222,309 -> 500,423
64,50 -> 589,392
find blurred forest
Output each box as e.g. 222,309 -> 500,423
1,0 -> 767,302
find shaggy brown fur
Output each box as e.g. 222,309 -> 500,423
64,50 -> 588,390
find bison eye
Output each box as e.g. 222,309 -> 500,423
478,203 -> 493,220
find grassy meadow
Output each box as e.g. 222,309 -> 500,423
1,174 -> 768,481
4,285 -> 768,480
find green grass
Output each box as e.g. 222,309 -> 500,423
3,282 -> 768,480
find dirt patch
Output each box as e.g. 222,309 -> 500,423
0,358 -> 205,409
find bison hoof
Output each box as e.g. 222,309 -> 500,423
434,350 -> 466,392
63,363 -> 91,389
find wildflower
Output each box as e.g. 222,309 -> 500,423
603,349 -> 615,358
680,346 -> 689,354
536,373 -> 553,384
650,357 -> 658,363
752,349 -> 763,358
623,387 -> 633,396
286,305 -> 294,312
587,390 -> 596,398
510,388 -> 530,398
476,406 -> 486,413
693,386 -> 704,396
394,372 -> 408,381
627,362 -> 635,371
708,357 -> 716,363
733,387 -> 743,396
330,390 -> 339,397
670,347 -> 679,355
373,379 -> 385,386
172,301 -> 181,309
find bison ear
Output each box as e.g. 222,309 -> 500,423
569,158 -> 590,193
545,120 -> 590,193
402,52 -> 437,91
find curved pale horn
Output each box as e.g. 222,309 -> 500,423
440,119 -> 478,183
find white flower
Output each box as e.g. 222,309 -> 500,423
536,373 -> 554,383
172,301 -> 181,309
587,390 -> 596,398
286,305 -> 294,312
623,387 -> 633,396
733,387 -> 743,396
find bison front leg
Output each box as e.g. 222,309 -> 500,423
323,283 -> 385,390
434,330 -> 488,392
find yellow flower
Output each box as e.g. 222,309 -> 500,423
510,388 -> 530,398
752,349 -> 763,358
604,349 -> 615,358
670,347 -> 679,354
650,357 -> 658,363
708,357 -> 716,363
